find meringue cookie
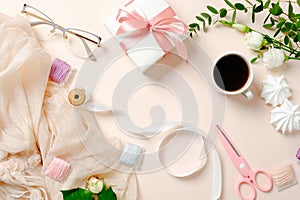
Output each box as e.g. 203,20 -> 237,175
270,100 -> 300,134
261,75 -> 291,107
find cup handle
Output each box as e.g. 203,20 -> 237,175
242,89 -> 254,100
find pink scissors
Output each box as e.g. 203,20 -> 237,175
216,125 -> 273,200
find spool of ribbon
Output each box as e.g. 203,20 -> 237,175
49,58 -> 72,85
116,0 -> 188,61
44,157 -> 71,181
119,143 -> 145,167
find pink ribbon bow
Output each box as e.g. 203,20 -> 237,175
116,1 -> 188,61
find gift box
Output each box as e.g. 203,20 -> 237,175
105,0 -> 188,72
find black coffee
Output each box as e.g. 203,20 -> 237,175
213,54 -> 249,92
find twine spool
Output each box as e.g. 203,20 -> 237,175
68,88 -> 91,106
49,58 -> 72,84
271,164 -> 298,191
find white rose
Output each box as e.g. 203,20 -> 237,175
87,177 -> 104,194
263,48 -> 286,69
244,31 -> 264,50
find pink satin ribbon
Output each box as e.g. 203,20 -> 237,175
116,1 -> 188,61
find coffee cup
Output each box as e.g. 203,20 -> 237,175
212,52 -> 254,100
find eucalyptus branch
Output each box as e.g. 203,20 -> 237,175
190,0 -> 300,66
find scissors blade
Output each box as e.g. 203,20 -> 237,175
216,125 -> 240,157
216,125 -> 251,178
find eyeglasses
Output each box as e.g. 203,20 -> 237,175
21,4 -> 101,61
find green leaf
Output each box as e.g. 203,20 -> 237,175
232,10 -> 237,23
270,17 -> 278,24
298,0 -> 300,6
202,20 -> 206,32
284,35 -> 290,45
288,1 -> 294,18
207,5 -> 218,14
297,20 -> 300,28
264,0 -> 271,9
201,12 -> 211,19
219,8 -> 227,18
196,16 -> 204,22
281,27 -> 289,33
251,57 -> 258,63
252,5 -> 256,23
270,3 -> 283,16
276,20 -> 286,29
61,188 -> 94,200
288,31 -> 296,38
279,17 -> 286,22
98,187 -> 117,200
254,4 -> 263,13
294,35 -> 299,42
297,32 -> 300,41
263,23 -> 274,28
189,23 -> 199,28
274,28 -> 281,37
208,16 -> 212,25
263,12 -> 271,24
294,14 -> 300,20
292,24 -> 298,31
285,22 -> 292,30
224,0 -> 234,8
235,3 -> 245,10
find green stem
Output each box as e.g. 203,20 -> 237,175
244,0 -> 253,6
262,33 -> 300,55
287,56 -> 300,60
279,0 -> 297,3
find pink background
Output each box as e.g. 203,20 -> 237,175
1,0 -> 300,199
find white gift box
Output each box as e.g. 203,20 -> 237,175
105,0 -> 187,72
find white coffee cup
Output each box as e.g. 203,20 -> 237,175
212,52 -> 254,100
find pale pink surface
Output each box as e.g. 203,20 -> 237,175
1,1 -> 300,200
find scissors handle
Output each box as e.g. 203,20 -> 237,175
251,169 -> 273,192
236,178 -> 256,200
236,170 -> 273,200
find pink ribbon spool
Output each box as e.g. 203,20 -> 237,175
49,58 -> 72,84
44,157 -> 71,181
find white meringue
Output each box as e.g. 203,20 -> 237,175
261,75 -> 291,107
263,48 -> 286,69
270,100 -> 300,134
